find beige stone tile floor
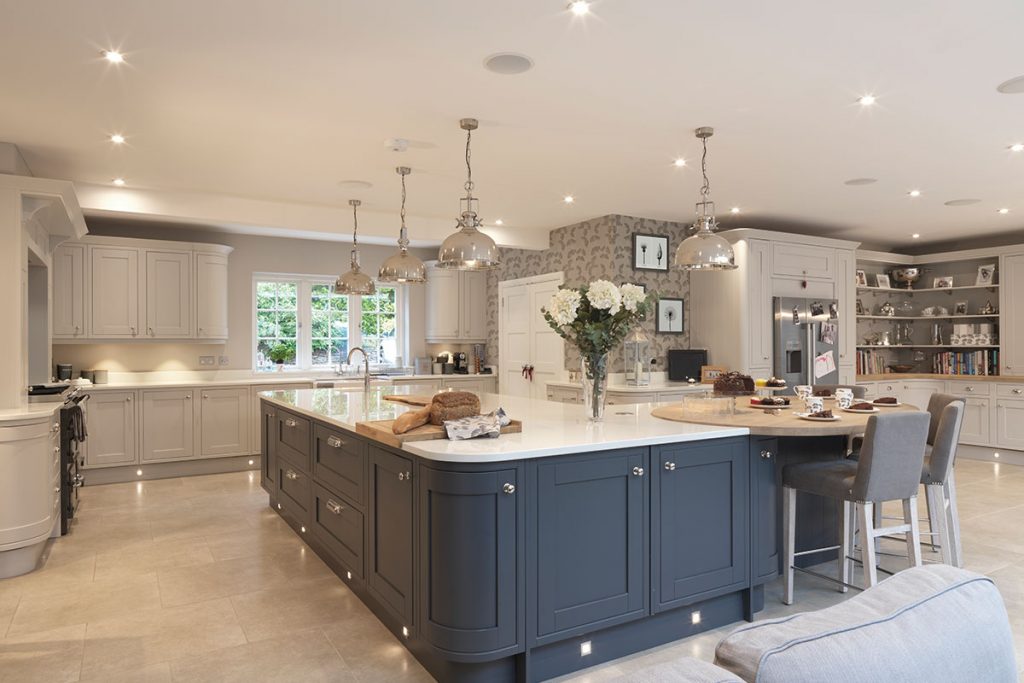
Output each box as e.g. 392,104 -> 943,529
0,459 -> 1021,682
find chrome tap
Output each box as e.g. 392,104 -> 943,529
347,347 -> 371,393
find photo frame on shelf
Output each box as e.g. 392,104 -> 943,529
976,264 -> 996,286
656,297 -> 685,334
954,301 -> 969,315
875,273 -> 891,288
933,276 -> 954,288
856,298 -> 866,315
632,233 -> 670,272
700,365 -> 727,384
855,270 -> 868,287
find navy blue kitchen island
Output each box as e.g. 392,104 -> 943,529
258,388 -> 793,683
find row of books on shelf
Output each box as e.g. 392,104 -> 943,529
856,349 -> 1000,376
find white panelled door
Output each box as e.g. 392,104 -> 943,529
499,273 -> 565,399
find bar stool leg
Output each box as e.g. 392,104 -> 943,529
924,489 -> 937,552
925,483 -> 952,565
872,502 -> 883,553
904,496 -> 923,568
858,502 -> 879,588
944,471 -> 964,568
839,500 -> 853,593
783,486 -> 796,605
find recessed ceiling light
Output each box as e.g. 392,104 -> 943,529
843,177 -> 877,186
112,178 -> 126,186
568,1 -> 590,16
102,50 -> 125,64
944,198 -> 981,206
998,208 -> 1010,214
563,195 -> 575,204
109,134 -> 125,145
730,207 -> 741,214
673,158 -> 686,168
1010,143 -> 1024,153
912,233 -> 921,239
908,189 -> 921,197
857,94 -> 877,106
494,219 -> 504,225
483,53 -> 534,75
997,75 -> 1024,94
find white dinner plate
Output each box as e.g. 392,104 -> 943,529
872,400 -> 902,407
794,412 -> 841,422
842,406 -> 880,414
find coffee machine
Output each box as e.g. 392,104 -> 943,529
453,352 -> 469,374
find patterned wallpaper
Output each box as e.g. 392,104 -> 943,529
486,214 -> 696,371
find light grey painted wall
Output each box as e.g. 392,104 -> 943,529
53,220 -> 434,371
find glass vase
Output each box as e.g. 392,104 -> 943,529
581,353 -> 610,422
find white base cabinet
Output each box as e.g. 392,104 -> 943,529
141,389 -> 195,462
995,400 -> 1024,451
83,391 -> 137,467
200,388 -> 249,457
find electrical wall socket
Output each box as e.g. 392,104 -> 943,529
218,356 -> 229,366
199,356 -> 215,366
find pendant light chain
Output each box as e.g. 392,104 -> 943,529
351,200 -> 359,248
464,127 -> 474,195
700,136 -> 711,200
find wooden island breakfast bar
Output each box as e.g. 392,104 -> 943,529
257,386 -> 912,683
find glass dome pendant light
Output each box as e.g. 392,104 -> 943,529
437,118 -> 501,270
674,126 -> 738,271
334,199 -> 376,295
378,166 -> 427,283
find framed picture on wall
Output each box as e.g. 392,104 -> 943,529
656,297 -> 685,334
632,233 -> 670,272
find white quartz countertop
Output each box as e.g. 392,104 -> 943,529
546,380 -> 710,394
0,402 -> 60,425
73,373 -> 496,391
259,387 -> 748,463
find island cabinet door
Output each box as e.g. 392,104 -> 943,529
652,438 -> 749,612
367,446 -> 415,626
750,437 -> 781,585
534,448 -> 648,644
418,466 -> 521,656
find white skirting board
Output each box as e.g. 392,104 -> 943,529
81,454 -> 259,485
957,444 -> 1024,467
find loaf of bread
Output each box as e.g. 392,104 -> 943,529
429,391 -> 481,425
392,406 -> 430,434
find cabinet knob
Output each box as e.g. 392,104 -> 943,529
52,422 -> 59,432
284,418 -> 297,427
148,327 -> 154,336
664,461 -> 676,471
503,482 -> 516,495
1014,389 -> 1023,395
130,326 -> 136,336
285,470 -> 299,480
966,386 -> 974,392
53,446 -> 60,454
325,499 -> 343,515
198,327 -> 204,335
74,325 -> 80,335
398,471 -> 411,481
761,449 -> 773,460
326,435 -> 343,448
203,394 -> 209,399
126,396 -> 132,402
185,394 -> 191,400
632,466 -> 645,477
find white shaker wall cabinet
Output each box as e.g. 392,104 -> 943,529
1001,252 -> 1024,375
144,250 -> 191,338
52,244 -> 85,337
424,262 -> 488,342
90,246 -> 140,338
196,252 -> 229,340
82,391 -> 137,468
0,415 -> 58,578
200,387 -> 250,457
53,236 -> 231,341
140,389 -> 195,462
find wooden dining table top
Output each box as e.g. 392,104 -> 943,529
651,400 -> 921,437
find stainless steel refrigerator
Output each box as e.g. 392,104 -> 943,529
772,297 -> 840,390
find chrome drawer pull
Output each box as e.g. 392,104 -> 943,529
326,499 -> 343,514
966,386 -> 975,392
285,418 -> 297,428
285,470 -> 299,480
327,435 -> 343,448
664,461 -> 676,471
503,482 -> 516,494
632,466 -> 645,477
761,449 -> 773,460
1013,389 -> 1023,395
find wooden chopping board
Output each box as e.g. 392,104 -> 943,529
355,418 -> 523,449
382,394 -> 434,407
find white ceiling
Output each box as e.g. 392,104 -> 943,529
3,0 -> 1024,250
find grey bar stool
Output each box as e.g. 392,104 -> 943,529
782,411 -> 930,604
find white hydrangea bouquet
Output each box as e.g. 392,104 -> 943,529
542,281 -> 653,421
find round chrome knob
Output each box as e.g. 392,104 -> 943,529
632,466 -> 644,477
761,449 -> 773,459
503,482 -> 516,494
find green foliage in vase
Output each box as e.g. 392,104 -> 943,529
541,281 -> 654,358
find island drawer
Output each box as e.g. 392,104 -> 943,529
311,482 -> 364,578
276,409 -> 311,470
314,425 -> 366,506
948,381 -> 993,397
995,384 -> 1024,399
279,462 -> 311,521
